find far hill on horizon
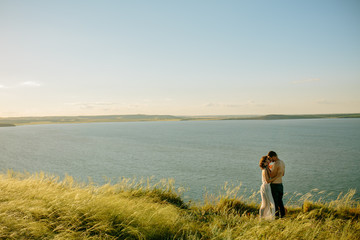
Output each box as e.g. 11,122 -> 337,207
0,113 -> 359,126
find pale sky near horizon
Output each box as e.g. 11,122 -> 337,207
1,0 -> 359,117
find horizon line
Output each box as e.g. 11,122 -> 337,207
1,112 -> 360,119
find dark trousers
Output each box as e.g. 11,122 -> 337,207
270,183 -> 285,218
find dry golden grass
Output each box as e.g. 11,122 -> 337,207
0,170 -> 359,239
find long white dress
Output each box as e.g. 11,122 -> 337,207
259,169 -> 275,220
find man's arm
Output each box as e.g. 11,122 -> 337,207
270,162 -> 279,178
268,167 -> 284,182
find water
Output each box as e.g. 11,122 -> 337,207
1,119 -> 359,201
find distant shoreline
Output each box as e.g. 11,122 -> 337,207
0,123 -> 16,127
0,113 -> 359,126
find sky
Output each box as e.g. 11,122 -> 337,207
0,0 -> 359,117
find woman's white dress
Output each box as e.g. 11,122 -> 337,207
259,169 -> 275,220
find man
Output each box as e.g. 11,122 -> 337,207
268,151 -> 285,218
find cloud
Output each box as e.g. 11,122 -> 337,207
205,100 -> 266,108
224,104 -> 243,108
316,99 -> 335,105
292,78 -> 320,84
0,83 -> 11,89
19,81 -> 42,87
205,102 -> 240,108
205,103 -> 218,107
0,81 -> 42,89
205,102 -> 237,108
67,102 -> 117,109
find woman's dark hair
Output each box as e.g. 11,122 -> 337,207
259,156 -> 268,169
268,151 -> 277,158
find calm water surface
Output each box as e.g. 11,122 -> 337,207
1,119 -> 359,201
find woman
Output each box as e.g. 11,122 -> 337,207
259,155 -> 276,220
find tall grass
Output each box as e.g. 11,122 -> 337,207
0,170 -> 359,239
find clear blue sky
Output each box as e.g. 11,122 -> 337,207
1,0 -> 359,117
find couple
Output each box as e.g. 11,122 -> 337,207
259,151 -> 285,220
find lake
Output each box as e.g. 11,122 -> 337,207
1,118 -> 359,202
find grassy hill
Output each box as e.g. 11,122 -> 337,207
0,115 -> 183,126
257,113 -> 360,120
0,123 -> 15,127
223,113 -> 360,120
0,171 -> 359,239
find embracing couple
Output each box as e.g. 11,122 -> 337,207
259,151 -> 286,220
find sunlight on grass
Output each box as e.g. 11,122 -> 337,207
0,170 -> 359,239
